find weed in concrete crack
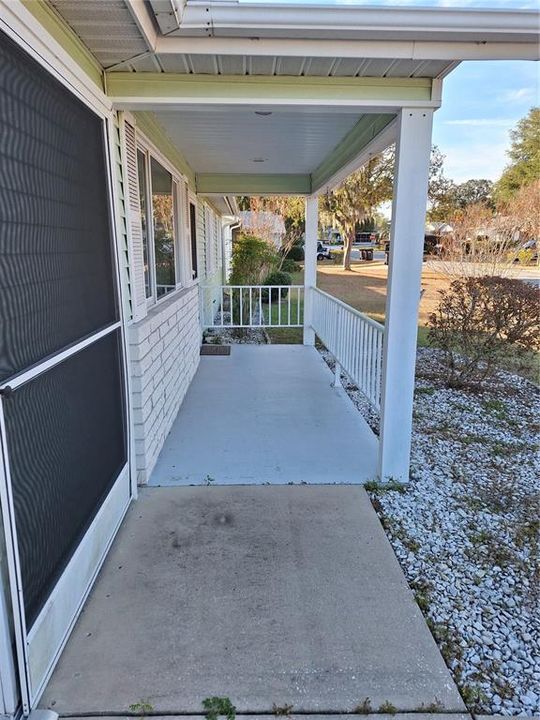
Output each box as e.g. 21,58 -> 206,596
354,697 -> 372,714
416,698 -> 444,712
128,699 -> 154,715
202,696 -> 236,720
460,684 -> 488,710
378,701 -> 397,715
205,474 -> 215,486
364,479 -> 407,494
272,703 -> 294,716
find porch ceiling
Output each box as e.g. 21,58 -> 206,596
154,109 -> 364,175
137,106 -> 397,195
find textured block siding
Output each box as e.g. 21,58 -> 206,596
128,285 -> 201,484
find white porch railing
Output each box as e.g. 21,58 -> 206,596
311,287 -> 384,410
201,285 -> 304,328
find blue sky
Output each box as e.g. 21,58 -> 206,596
434,60 -> 538,183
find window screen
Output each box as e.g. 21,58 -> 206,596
4,331 -> 127,627
0,29 -> 118,384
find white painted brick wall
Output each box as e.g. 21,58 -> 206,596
128,285 -> 201,484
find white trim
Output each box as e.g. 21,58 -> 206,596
155,36 -> 539,62
0,323 -> 121,393
125,0 -> 158,52
112,97 -> 442,112
0,401 -> 31,715
0,0 -> 109,116
26,466 -> 130,707
103,116 -> 138,502
135,129 -> 188,186
0,553 -> 18,716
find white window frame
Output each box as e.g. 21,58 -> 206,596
135,135 -> 188,308
187,190 -> 199,284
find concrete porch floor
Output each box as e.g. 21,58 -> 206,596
40,485 -> 465,715
149,344 -> 379,486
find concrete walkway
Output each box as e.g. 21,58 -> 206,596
150,345 -> 378,486
41,486 -> 465,715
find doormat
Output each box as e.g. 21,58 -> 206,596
200,345 -> 231,356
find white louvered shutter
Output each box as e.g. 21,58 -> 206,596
122,117 -> 147,322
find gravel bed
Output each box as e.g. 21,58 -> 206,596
203,310 -> 269,345
320,346 -> 540,717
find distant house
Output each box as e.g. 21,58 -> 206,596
239,211 -> 286,248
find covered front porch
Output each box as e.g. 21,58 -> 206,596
150,344 -> 378,486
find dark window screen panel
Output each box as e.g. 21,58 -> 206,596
0,30 -> 118,384
3,331 -> 127,627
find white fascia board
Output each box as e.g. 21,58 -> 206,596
156,35 -> 539,61
125,0 -> 159,51
177,4 -> 539,45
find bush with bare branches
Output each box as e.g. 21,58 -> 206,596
428,276 -> 539,387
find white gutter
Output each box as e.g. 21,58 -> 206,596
173,3 -> 539,44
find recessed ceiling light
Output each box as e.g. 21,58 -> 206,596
255,111 -> 272,117
252,157 -> 267,163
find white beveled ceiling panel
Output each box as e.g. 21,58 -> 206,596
151,109 -> 363,174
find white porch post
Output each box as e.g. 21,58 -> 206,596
303,195 -> 319,345
378,108 -> 434,481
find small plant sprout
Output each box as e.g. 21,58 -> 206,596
202,696 -> 236,720
354,697 -> 372,714
205,474 -> 215,486
378,700 -> 397,715
128,699 -> 154,715
272,703 -> 294,716
417,698 -> 444,712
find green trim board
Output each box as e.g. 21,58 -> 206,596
106,73 -> 434,104
134,112 -> 196,187
311,113 -> 396,191
196,174 -> 312,195
21,0 -> 103,88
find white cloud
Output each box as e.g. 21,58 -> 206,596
442,141 -> 509,183
499,87 -> 538,103
444,118 -> 516,127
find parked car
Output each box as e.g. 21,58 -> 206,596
317,242 -> 333,260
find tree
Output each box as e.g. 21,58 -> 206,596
496,107 -> 540,202
455,179 -> 494,209
320,149 -> 395,270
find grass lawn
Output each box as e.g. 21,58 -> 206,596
265,259 -> 539,382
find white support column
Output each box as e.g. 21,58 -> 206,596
303,195 -> 319,346
378,108 -> 434,482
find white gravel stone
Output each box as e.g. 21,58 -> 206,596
320,346 -> 540,717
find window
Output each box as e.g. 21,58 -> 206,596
189,201 -> 198,280
150,158 -> 176,298
136,149 -> 180,303
137,149 -> 151,299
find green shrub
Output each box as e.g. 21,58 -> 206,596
285,245 -> 304,261
428,276 -> 539,387
230,233 -> 279,285
281,258 -> 301,273
262,270 -> 292,302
